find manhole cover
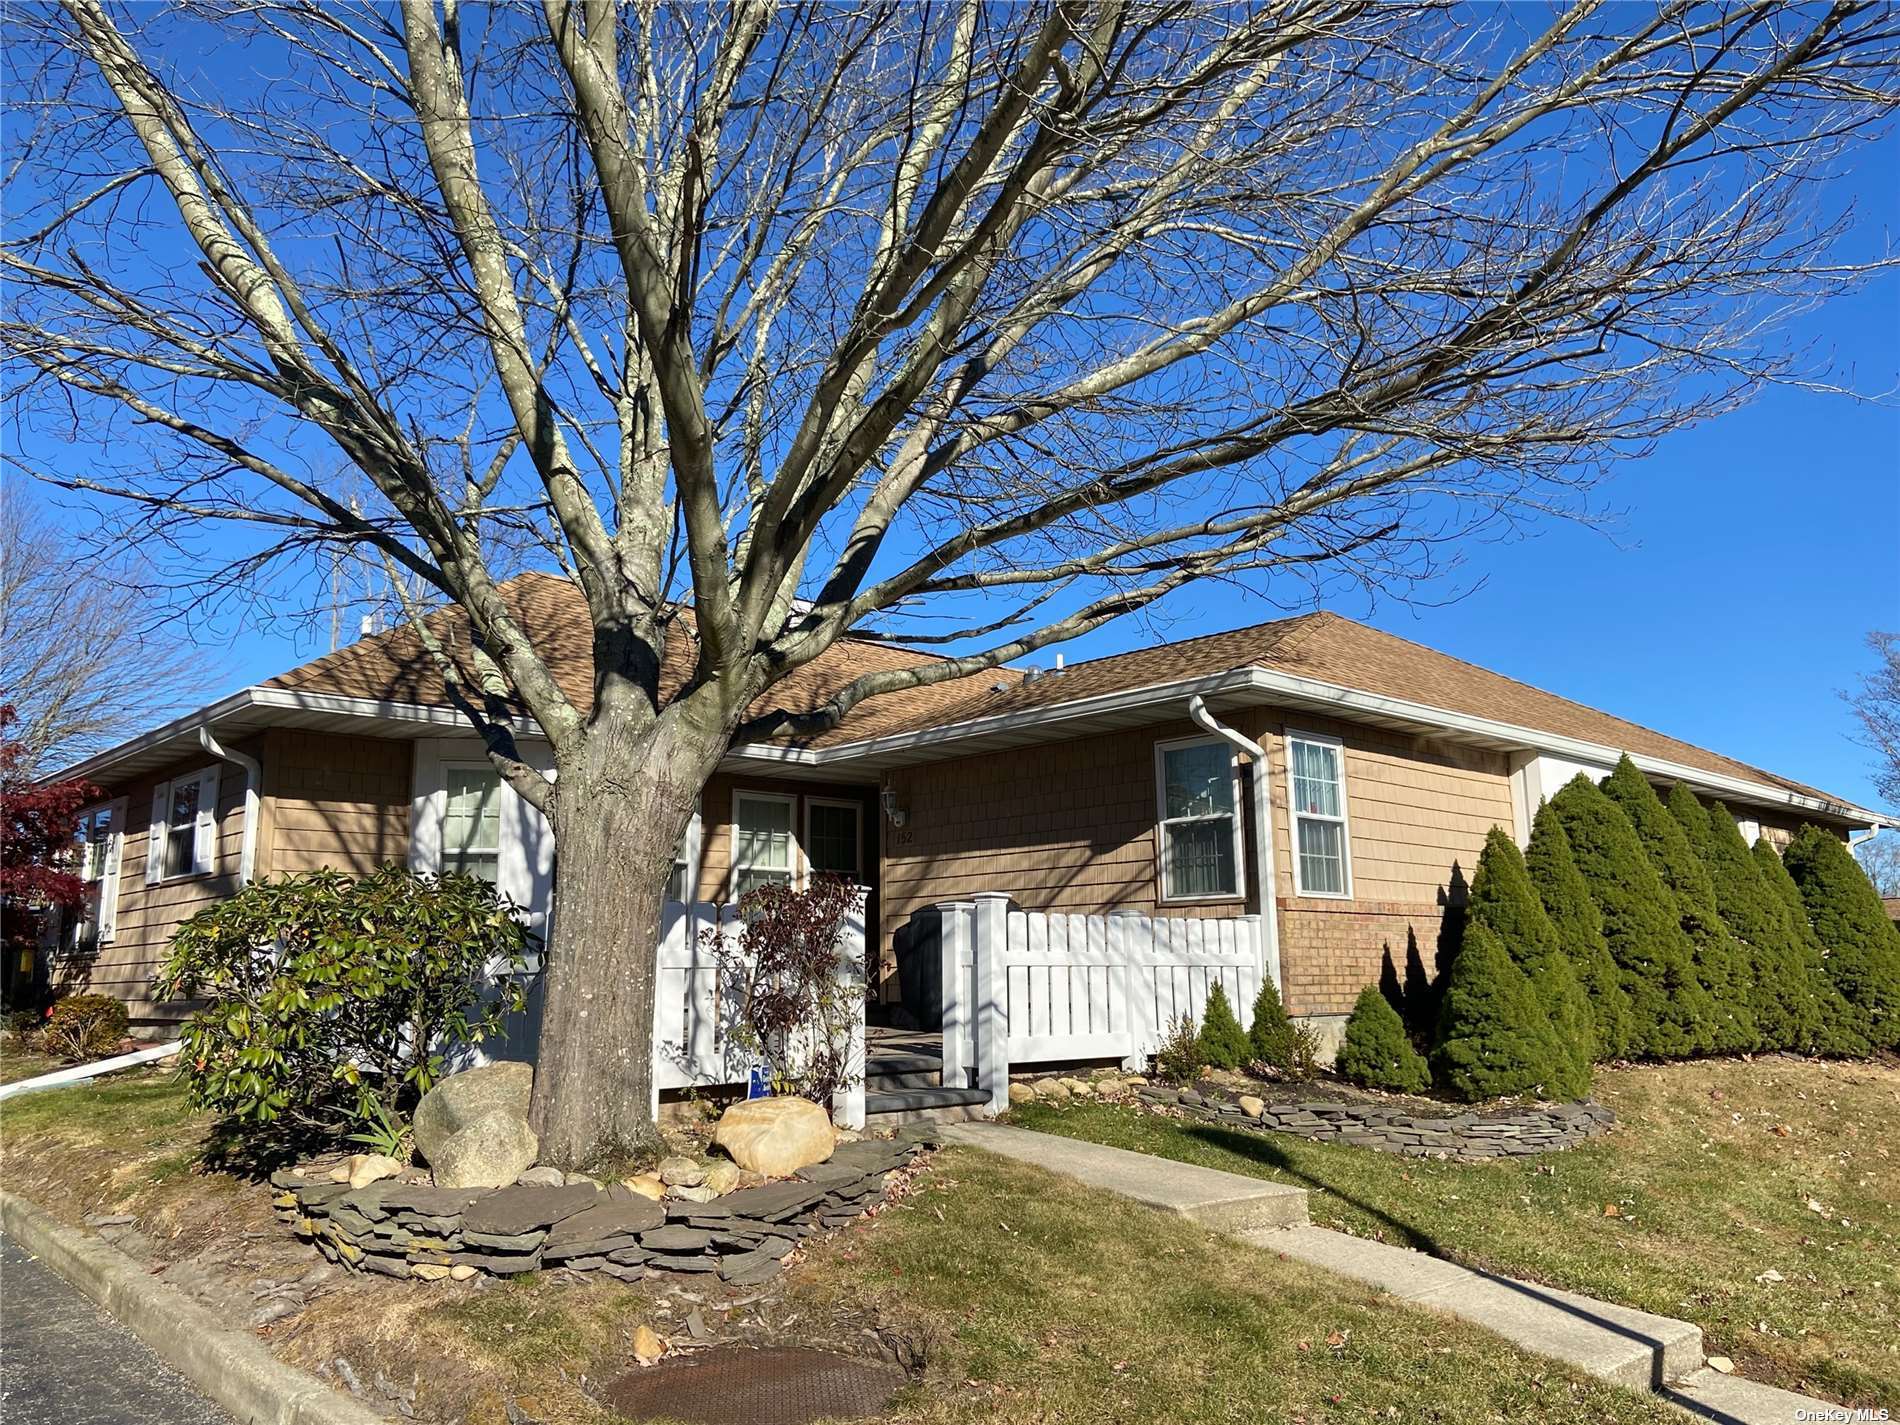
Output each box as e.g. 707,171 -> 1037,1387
603,1344 -> 905,1425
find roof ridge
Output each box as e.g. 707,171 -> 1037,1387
1028,607 -> 1330,677
1291,611 -> 1799,790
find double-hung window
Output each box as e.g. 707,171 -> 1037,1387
146,767 -> 219,884
732,792 -> 797,897
68,800 -> 126,954
443,765 -> 503,883
1155,738 -> 1244,901
805,799 -> 862,884
1288,731 -> 1351,897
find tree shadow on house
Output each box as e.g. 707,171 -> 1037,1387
1373,862 -> 1469,1051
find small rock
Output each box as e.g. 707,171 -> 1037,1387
632,1325 -> 667,1366
668,1184 -> 720,1204
328,1165 -> 352,1184
516,1166 -> 566,1188
657,1157 -> 705,1188
1094,1078 -> 1124,1097
411,1263 -> 451,1281
1238,1095 -> 1266,1118
1007,1082 -> 1036,1106
250,1298 -> 301,1329
701,1161 -> 741,1196
1707,1356 -> 1735,1374
563,1171 -> 601,1189
449,1264 -> 479,1281
1065,1078 -> 1095,1097
1032,1079 -> 1071,1103
622,1175 -> 665,1201
346,1154 -> 404,1190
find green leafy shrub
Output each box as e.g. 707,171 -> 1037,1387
1782,826 -> 1900,1051
1602,759 -> 1757,1053
1550,775 -> 1714,1059
6,1008 -> 40,1051
1466,826 -> 1594,1092
1154,1012 -> 1206,1085
41,993 -> 127,1060
1430,923 -> 1572,1101
1524,802 -> 1631,1059
158,866 -> 536,1144
1750,836 -> 1870,1056
1334,986 -> 1430,1093
1246,979 -> 1300,1072
1673,790 -> 1834,1055
1196,981 -> 1251,1070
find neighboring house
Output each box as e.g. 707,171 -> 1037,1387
45,573 -> 1886,1056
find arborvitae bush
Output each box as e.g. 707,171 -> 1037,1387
1673,788 -> 1830,1054
1602,758 -> 1758,1054
1197,981 -> 1252,1069
1430,922 -> 1574,1101
1752,837 -> 1871,1058
1466,826 -> 1594,1091
1525,802 -> 1631,1059
1334,986 -> 1430,1093
1550,775 -> 1714,1059
1247,979 -> 1299,1070
1783,825 -> 1900,1051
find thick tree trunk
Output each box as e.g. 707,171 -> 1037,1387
528,712 -> 721,1169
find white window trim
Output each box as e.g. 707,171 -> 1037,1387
803,796 -> 863,883
1285,728 -> 1353,900
669,810 -> 704,903
144,766 -> 220,885
731,789 -> 803,895
70,796 -> 128,948
439,760 -> 505,880
1152,734 -> 1248,905
409,737 -> 556,934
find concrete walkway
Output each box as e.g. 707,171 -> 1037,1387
944,1120 -> 1848,1424
938,1121 -> 1309,1231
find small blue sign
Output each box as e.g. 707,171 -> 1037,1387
747,1064 -> 773,1100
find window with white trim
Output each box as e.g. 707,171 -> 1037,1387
1155,738 -> 1244,901
733,792 -> 797,897
666,812 -> 703,902
1288,732 -> 1351,897
442,765 -> 502,883
146,767 -> 219,884
67,799 -> 126,955
805,799 -> 862,883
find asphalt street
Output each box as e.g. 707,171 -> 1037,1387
0,1233 -> 235,1425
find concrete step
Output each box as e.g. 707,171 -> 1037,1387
864,1051 -> 946,1091
1254,1225 -> 1704,1392
863,1084 -> 991,1127
940,1121 -> 1310,1232
1663,1366 -> 1844,1424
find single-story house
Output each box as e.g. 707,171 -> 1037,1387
43,573 -> 1886,1091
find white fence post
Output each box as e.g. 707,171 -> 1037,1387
831,888 -> 868,1131
973,892 -> 1013,1113
1108,910 -> 1145,1072
936,901 -> 975,1091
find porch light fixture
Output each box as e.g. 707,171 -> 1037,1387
880,788 -> 907,827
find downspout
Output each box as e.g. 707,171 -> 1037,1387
198,726 -> 260,885
1187,696 -> 1282,996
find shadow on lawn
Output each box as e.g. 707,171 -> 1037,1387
1180,1122 -> 1447,1256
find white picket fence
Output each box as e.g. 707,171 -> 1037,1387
651,896 -> 867,1129
937,893 -> 1268,1112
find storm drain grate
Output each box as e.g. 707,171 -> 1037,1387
603,1344 -> 905,1425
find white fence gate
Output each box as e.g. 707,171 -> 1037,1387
938,893 -> 1268,1112
650,896 -> 866,1129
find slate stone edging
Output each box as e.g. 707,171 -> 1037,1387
1133,1086 -> 1615,1159
0,1187 -> 386,1425
274,1128 -> 940,1286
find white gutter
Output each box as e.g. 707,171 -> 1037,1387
1188,695 -> 1283,997
0,1041 -> 182,1102
198,726 -> 261,885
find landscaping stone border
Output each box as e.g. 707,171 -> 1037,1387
273,1128 -> 937,1286
1134,1085 -> 1614,1159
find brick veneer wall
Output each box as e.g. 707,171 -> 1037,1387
1277,896 -> 1451,1019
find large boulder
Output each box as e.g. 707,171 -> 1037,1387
711,1097 -> 835,1178
414,1062 -> 534,1168
429,1108 -> 539,1190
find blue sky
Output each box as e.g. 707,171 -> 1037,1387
16,24 -> 1898,816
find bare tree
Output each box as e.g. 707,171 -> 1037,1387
1846,631 -> 1900,808
0,486 -> 206,776
5,0 -> 1897,1165
1855,831 -> 1900,899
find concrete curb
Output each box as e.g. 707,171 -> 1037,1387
0,1189 -> 388,1425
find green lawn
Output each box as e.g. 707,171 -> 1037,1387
1011,1055 -> 1900,1408
0,1067 -> 1690,1424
